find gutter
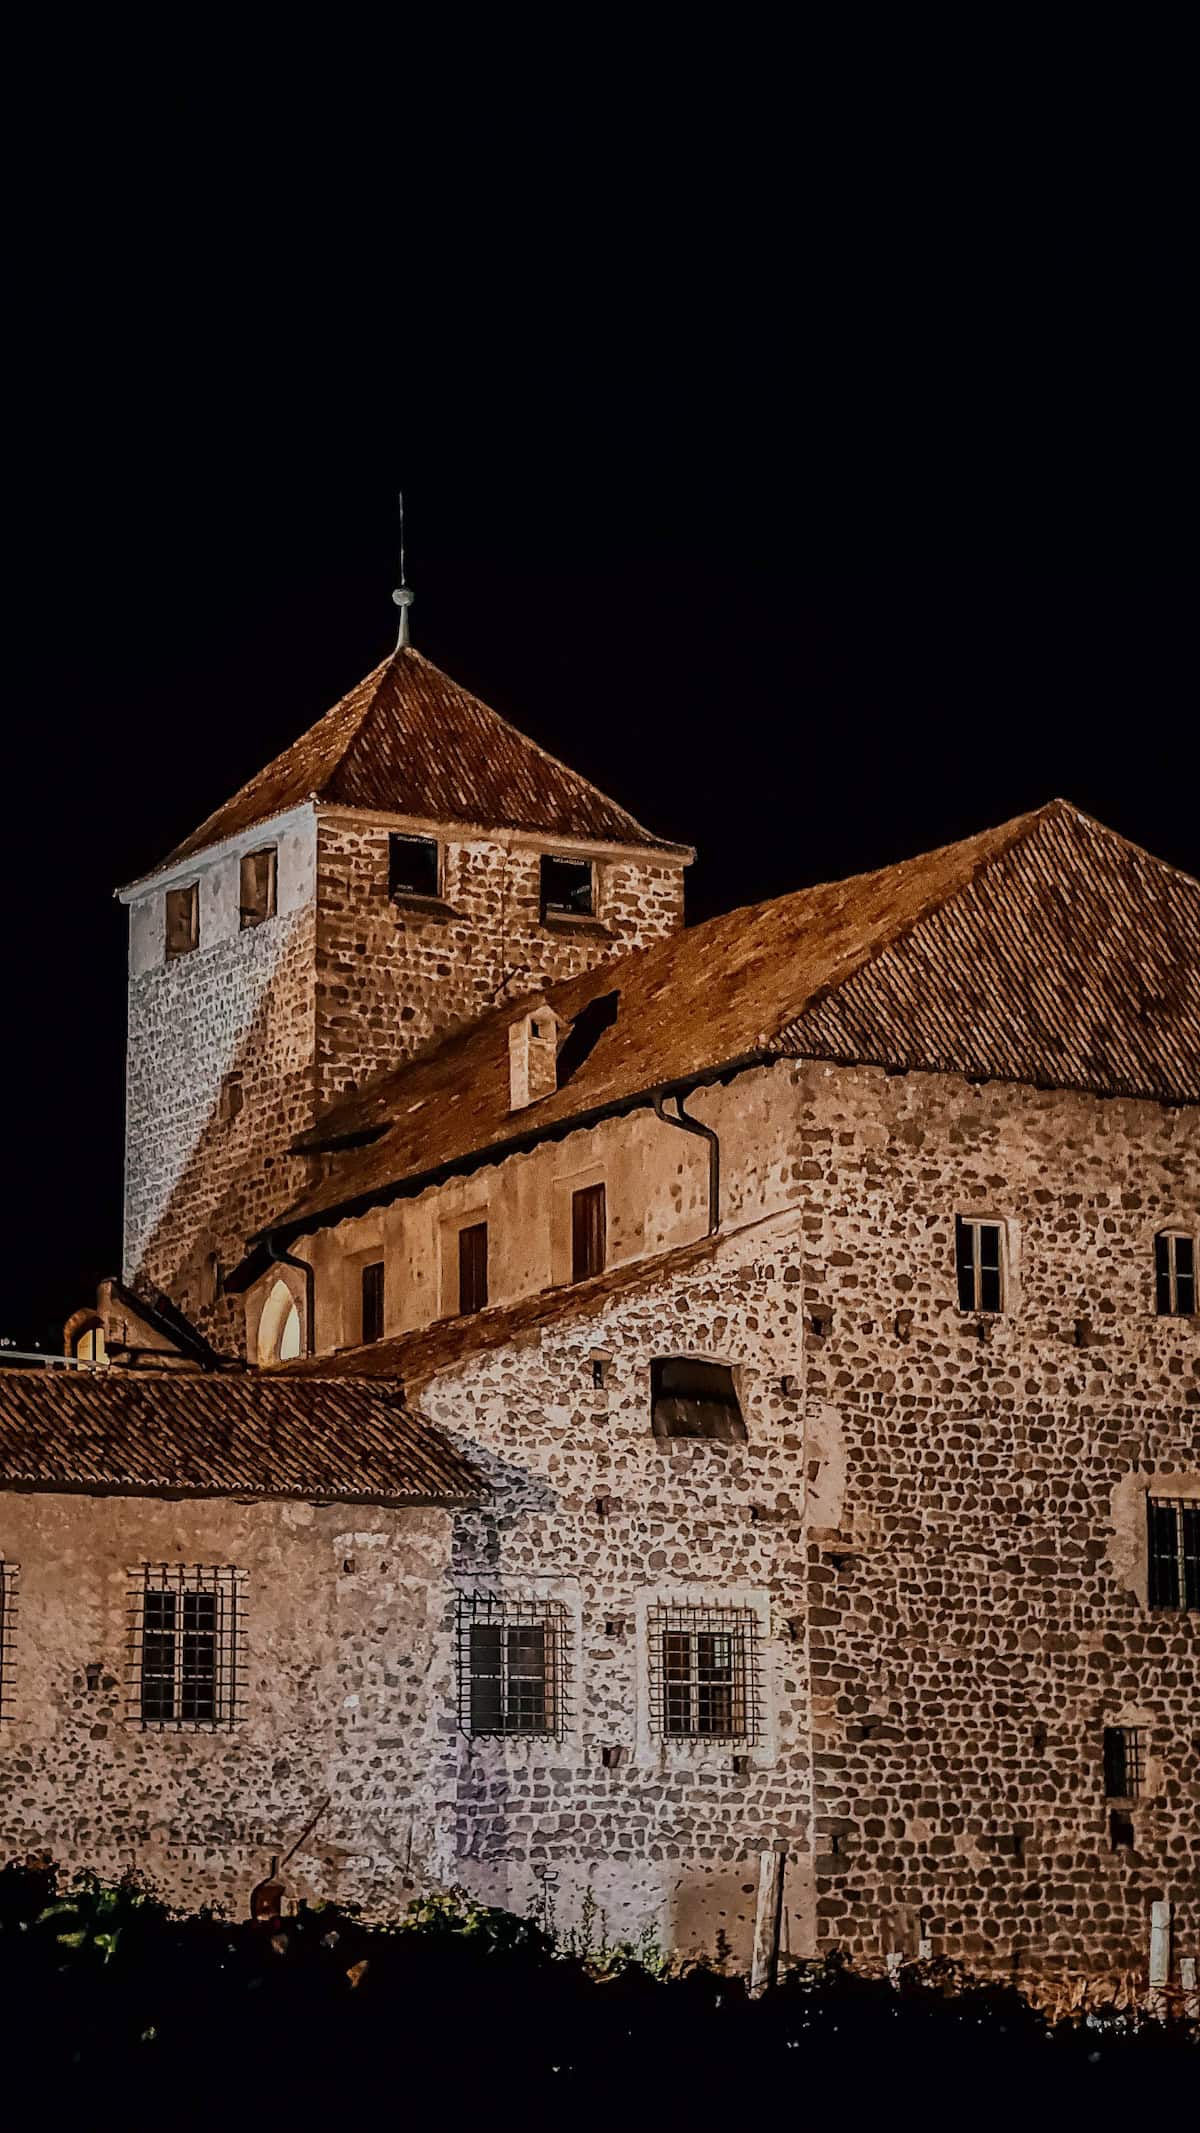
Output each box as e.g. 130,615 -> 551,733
652,1090 -> 721,1234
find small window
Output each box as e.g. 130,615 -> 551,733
72,1317 -> 107,1363
389,833 -> 441,901
361,1260 -> 385,1344
258,1278 -> 301,1364
651,1357 -> 747,1443
955,1216 -> 1004,1312
540,854 -> 594,920
132,1566 -> 244,1729
239,846 -> 277,928
649,1603 -> 761,1742
456,1594 -> 566,1738
1147,1496 -> 1200,1610
571,1183 -> 607,1283
1103,1726 -> 1143,1799
458,1222 -> 489,1315
165,882 -> 199,960
1155,1232 -> 1196,1317
0,1559 -> 17,1721
218,1073 -> 244,1126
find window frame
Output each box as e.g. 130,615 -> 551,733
1154,1230 -> 1197,1318
455,1593 -> 567,1740
955,1215 -> 1006,1313
239,845 -> 277,930
1146,1494 -> 1200,1611
650,1356 -> 747,1443
388,832 -> 442,904
571,1181 -> 607,1283
129,1565 -> 245,1731
539,853 -> 595,922
164,881 -> 199,961
457,1220 -> 489,1316
648,1602 -> 762,1744
1102,1725 -> 1144,1801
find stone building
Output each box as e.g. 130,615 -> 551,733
1,620 -> 1197,1992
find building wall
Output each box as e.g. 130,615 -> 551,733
0,1491 -> 457,1916
314,816 -> 686,1106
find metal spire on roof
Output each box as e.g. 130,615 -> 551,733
391,490 -> 414,649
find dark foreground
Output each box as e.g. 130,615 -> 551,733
1,1864 -> 1194,2125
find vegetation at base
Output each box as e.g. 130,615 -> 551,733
0,1861 -> 1193,2123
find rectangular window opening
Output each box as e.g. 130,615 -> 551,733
361,1260 -> 385,1344
1103,1725 -> 1144,1799
458,1222 -> 489,1316
1147,1495 -> 1200,1611
649,1603 -> 761,1743
571,1182 -> 607,1283
1155,1231 -> 1196,1318
165,882 -> 199,960
456,1594 -> 566,1738
239,846 -> 277,929
955,1216 -> 1005,1313
389,834 -> 441,901
651,1357 -> 747,1443
132,1566 -> 243,1729
540,854 -> 594,920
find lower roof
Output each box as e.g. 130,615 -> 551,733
0,1368 -> 479,1504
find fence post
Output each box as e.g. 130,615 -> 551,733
1148,1899 -> 1171,2019
749,1848 -> 786,1998
1180,1955 -> 1197,2022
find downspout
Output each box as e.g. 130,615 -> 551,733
265,1235 -> 315,1357
652,1090 -> 721,1235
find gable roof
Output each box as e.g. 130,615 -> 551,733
0,1369 -> 478,1504
159,645 -> 684,870
235,800 -> 1200,1263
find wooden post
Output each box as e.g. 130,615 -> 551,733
1148,1899 -> 1171,2019
749,1848 -> 786,1998
1179,1955 -> 1197,2022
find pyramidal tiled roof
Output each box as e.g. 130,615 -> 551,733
241,799 -> 1199,1261
162,646 -> 682,868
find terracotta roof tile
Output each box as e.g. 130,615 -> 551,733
159,646 -> 681,869
0,1369 -> 478,1503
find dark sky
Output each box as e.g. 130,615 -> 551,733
3,36 -> 1194,1347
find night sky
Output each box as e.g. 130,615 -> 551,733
3,40 -> 1193,1348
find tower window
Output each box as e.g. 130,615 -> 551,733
361,1260 -> 385,1344
165,882 -> 199,960
1147,1495 -> 1200,1610
540,854 -> 594,920
457,1222 -> 489,1316
389,833 -> 441,901
571,1183 -> 607,1283
651,1358 -> 747,1443
239,846 -> 277,929
131,1565 -> 244,1729
1103,1725 -> 1144,1800
955,1216 -> 1005,1312
1155,1231 -> 1196,1317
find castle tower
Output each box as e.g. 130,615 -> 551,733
118,639 -> 690,1345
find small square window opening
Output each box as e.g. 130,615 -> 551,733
361,1260 -> 385,1344
1155,1231 -> 1196,1317
456,1594 -> 566,1738
540,855 -> 594,920
572,1182 -> 607,1283
389,834 -> 440,901
130,1566 -> 244,1729
458,1222 -> 489,1316
239,847 -> 277,929
955,1216 -> 1005,1313
651,1357 -> 747,1443
165,882 -> 199,960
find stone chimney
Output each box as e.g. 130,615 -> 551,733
509,1004 -> 561,1110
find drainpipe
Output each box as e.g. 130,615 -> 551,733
652,1090 -> 721,1235
264,1235 -> 315,1357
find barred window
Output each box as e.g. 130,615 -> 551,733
0,1560 -> 17,1720
955,1216 -> 1005,1312
1103,1726 -> 1144,1799
456,1594 -> 566,1739
130,1566 -> 245,1729
1155,1232 -> 1196,1317
1147,1496 -> 1200,1611
649,1603 -> 762,1742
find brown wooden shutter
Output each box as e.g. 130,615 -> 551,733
571,1183 -> 607,1282
165,883 -> 198,959
458,1223 -> 489,1314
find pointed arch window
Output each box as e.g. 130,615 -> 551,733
258,1278 -> 302,1364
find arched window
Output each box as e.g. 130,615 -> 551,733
258,1279 -> 302,1364
73,1320 -> 107,1364
651,1358 -> 746,1443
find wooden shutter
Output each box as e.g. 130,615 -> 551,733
458,1223 -> 489,1315
165,883 -> 198,959
572,1183 -> 606,1282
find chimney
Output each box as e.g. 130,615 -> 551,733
509,1005 -> 561,1110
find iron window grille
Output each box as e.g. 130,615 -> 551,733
0,1560 -> 17,1721
1146,1497 -> 1200,1611
540,854 -> 594,920
456,1593 -> 567,1739
389,833 -> 441,901
1154,1232 -> 1197,1317
1103,1726 -> 1144,1800
649,1603 -> 762,1743
955,1216 -> 1005,1313
128,1566 -> 245,1729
